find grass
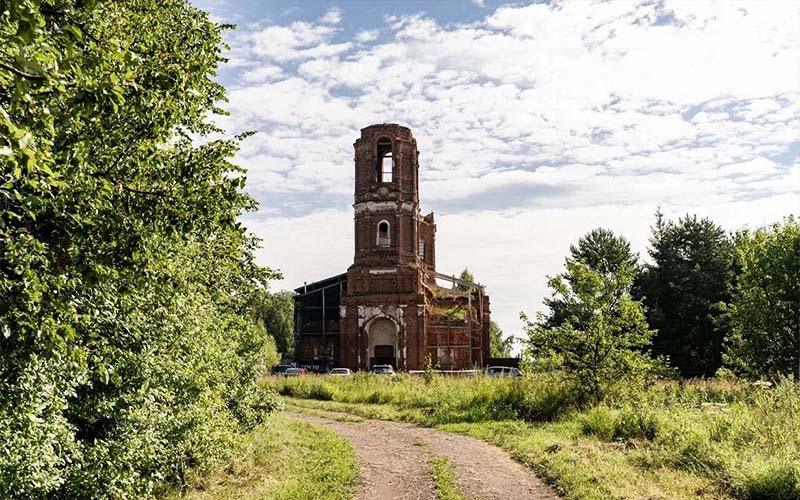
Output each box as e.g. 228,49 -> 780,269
428,457 -> 467,500
165,414 -> 357,500
270,374 -> 800,500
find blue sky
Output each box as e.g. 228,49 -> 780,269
193,0 -> 799,342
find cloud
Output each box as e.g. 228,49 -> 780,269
320,8 -> 342,25
211,0 -> 800,339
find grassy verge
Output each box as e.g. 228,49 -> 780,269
270,374 -> 800,500
429,457 -> 467,500
165,414 -> 357,500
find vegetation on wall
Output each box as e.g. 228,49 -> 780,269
1,1 -> 280,498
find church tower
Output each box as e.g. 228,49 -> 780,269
352,124 -> 421,272
294,124 -> 488,373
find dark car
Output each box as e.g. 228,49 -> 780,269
369,364 -> 395,375
271,364 -> 293,375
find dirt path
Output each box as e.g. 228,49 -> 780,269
284,410 -> 559,500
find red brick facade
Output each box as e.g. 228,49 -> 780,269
294,124 -> 491,371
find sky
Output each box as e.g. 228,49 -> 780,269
193,0 -> 799,346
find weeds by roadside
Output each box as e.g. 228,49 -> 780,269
165,415 -> 357,500
270,374 -> 800,499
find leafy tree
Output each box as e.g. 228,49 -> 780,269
724,218 -> 800,378
455,267 -> 480,292
543,228 -> 637,329
253,290 -> 295,357
454,269 -> 511,357
635,211 -> 736,377
569,227 -> 638,275
489,320 -> 514,358
1,1 -> 279,498
524,260 -> 655,404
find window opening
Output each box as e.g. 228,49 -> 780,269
419,239 -> 425,259
376,139 -> 393,183
378,221 -> 390,247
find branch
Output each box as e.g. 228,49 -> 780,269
0,62 -> 47,81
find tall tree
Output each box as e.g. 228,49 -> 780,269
489,320 -> 514,358
635,211 -> 736,377
524,259 -> 655,405
253,290 -> 295,357
543,228 -> 638,328
1,1 -> 278,497
454,268 -> 511,357
724,218 -> 800,378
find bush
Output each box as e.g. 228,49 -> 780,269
739,460 -> 800,500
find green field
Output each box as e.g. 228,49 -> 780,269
271,373 -> 800,500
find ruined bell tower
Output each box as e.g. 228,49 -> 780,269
294,124 -> 489,372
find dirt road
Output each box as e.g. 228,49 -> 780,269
284,410 -> 558,500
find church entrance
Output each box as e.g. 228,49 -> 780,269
368,318 -> 398,368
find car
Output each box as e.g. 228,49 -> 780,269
485,366 -> 523,378
284,368 -> 308,377
329,368 -> 353,376
369,364 -> 395,375
271,364 -> 293,375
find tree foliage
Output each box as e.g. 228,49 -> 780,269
524,258 -> 655,405
253,290 -> 295,357
635,211 -> 736,377
724,217 -> 800,378
0,1 -> 279,497
489,320 -> 514,358
542,227 -> 637,329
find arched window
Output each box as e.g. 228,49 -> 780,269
376,139 -> 393,183
377,220 -> 390,247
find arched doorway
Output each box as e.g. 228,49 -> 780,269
368,318 -> 397,368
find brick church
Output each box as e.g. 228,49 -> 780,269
293,124 -> 491,371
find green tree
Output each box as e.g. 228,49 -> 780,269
724,218 -> 800,378
253,290 -> 295,357
635,211 -> 736,377
489,320 -> 514,358
454,268 -> 512,357
543,228 -> 638,329
524,259 -> 655,405
455,267 -> 480,292
0,1 -> 279,497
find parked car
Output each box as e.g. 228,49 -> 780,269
329,368 -> 353,376
284,368 -> 308,377
369,364 -> 395,375
271,364 -> 293,375
485,366 -> 523,378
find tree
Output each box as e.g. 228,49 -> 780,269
253,291 -> 295,357
724,218 -> 800,378
635,211 -> 736,377
489,321 -> 514,358
455,267 -> 480,292
454,268 -> 511,357
524,260 -> 655,404
543,228 -> 637,329
569,227 -> 638,275
1,1 -> 279,497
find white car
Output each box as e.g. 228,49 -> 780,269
329,368 -> 353,376
485,366 -> 523,378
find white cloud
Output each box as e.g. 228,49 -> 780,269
213,0 -> 800,339
320,8 -> 342,25
355,30 -> 379,43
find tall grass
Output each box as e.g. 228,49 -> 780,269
270,374 -> 800,499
